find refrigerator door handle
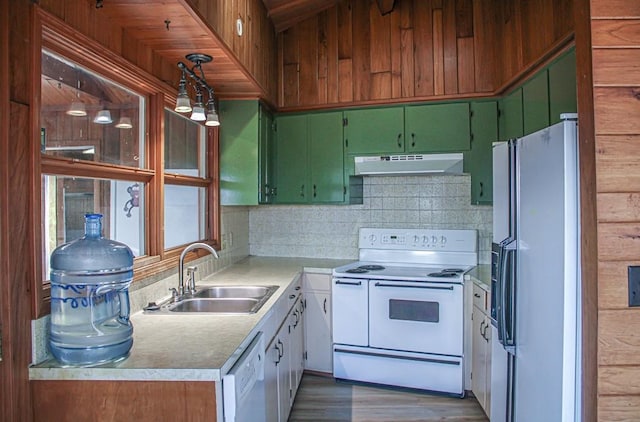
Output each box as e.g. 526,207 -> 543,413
501,240 -> 517,354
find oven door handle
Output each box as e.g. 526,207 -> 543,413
373,282 -> 454,291
334,280 -> 362,286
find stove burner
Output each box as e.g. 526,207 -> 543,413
358,265 -> 385,271
345,268 -> 369,274
428,270 -> 462,278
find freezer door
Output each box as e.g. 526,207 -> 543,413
492,142 -> 510,243
513,119 -> 579,422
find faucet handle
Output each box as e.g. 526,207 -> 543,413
186,266 -> 198,293
169,287 -> 179,301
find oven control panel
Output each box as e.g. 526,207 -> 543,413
360,228 -> 477,252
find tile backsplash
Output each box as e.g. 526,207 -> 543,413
250,175 -> 492,264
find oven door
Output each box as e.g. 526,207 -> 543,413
369,279 -> 463,356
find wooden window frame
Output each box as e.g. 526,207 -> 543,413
32,9 -> 220,318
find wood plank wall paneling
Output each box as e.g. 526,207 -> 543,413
277,0 -> 574,109
591,0 -> 640,418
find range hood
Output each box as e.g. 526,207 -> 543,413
354,153 -> 464,175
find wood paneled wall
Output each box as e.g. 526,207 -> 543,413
191,0 -> 278,102
276,0 -> 574,110
590,1 -> 640,419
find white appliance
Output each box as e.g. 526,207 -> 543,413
490,114 -> 581,422
222,332 -> 266,422
332,228 -> 477,396
354,153 -> 463,175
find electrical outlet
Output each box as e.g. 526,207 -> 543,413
229,232 -> 233,248
628,266 -> 640,307
221,233 -> 228,250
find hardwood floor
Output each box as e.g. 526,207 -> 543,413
289,374 -> 489,422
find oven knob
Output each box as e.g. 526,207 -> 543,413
422,235 -> 429,244
431,236 -> 438,244
369,234 -> 377,243
413,235 -> 420,244
441,236 -> 447,244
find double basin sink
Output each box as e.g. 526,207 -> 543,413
145,285 -> 279,314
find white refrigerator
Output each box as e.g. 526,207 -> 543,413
490,114 -> 581,422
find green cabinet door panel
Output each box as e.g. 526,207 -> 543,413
344,107 -> 404,154
464,101 -> 498,205
258,105 -> 276,204
405,102 -> 471,152
498,88 -> 523,140
219,100 -> 260,205
549,49 -> 577,125
309,112 -> 345,203
522,70 -> 550,135
275,114 -> 309,203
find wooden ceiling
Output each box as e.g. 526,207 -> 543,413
261,0 -> 397,32
98,0 -> 263,98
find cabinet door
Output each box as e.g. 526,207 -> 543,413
277,331 -> 292,422
309,112 -> 345,203
219,100 -> 260,205
265,338 -> 280,422
464,101 -> 497,205
522,70 -> 550,135
498,88 -> 523,140
304,291 -> 332,373
259,105 -> 276,204
275,114 -> 308,203
290,299 -> 305,397
472,310 -> 489,412
405,103 -> 471,152
332,278 -> 368,346
344,107 -> 404,154
548,49 -> 577,125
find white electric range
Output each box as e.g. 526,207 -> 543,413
332,227 -> 478,397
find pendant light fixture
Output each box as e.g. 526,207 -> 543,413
93,109 -> 113,124
175,53 -> 220,126
67,79 -> 87,117
115,116 -> 133,129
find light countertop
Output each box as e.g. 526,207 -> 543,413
29,256 -> 350,383
467,264 -> 491,291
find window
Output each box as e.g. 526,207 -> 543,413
36,13 -> 220,316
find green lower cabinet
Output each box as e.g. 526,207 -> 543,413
465,101 -> 498,205
522,70 -> 550,135
548,49 -> 577,124
219,100 -> 261,205
344,107 -> 404,154
275,114 -> 308,204
498,88 -> 524,140
308,112 -> 345,203
405,102 -> 471,152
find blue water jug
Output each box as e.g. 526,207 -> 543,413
49,213 -> 134,366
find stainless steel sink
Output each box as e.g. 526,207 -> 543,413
194,285 -> 275,299
143,285 -> 279,315
169,298 -> 260,313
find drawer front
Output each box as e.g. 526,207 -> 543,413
304,273 -> 331,291
473,283 -> 489,312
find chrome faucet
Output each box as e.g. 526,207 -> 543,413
178,242 -> 219,296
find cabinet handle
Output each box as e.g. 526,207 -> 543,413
300,184 -> 305,197
295,286 -> 301,291
323,297 -> 327,314
313,184 -> 317,198
480,320 -> 485,336
274,343 -> 282,365
278,339 -> 284,358
289,294 -> 296,299
411,133 -> 416,148
482,321 -> 489,341
397,133 -> 402,148
474,293 -> 481,298
479,182 -> 484,197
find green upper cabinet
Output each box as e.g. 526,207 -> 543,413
258,106 -> 276,204
274,114 -> 308,204
275,112 -> 345,204
498,88 -> 524,140
308,112 -> 344,203
548,49 -> 577,125
464,101 -> 498,205
219,100 -> 260,206
522,70 -> 550,135
344,107 -> 404,154
405,102 -> 471,152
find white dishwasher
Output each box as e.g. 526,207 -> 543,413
223,332 -> 266,422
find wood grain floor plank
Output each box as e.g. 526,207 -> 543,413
289,374 -> 489,421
